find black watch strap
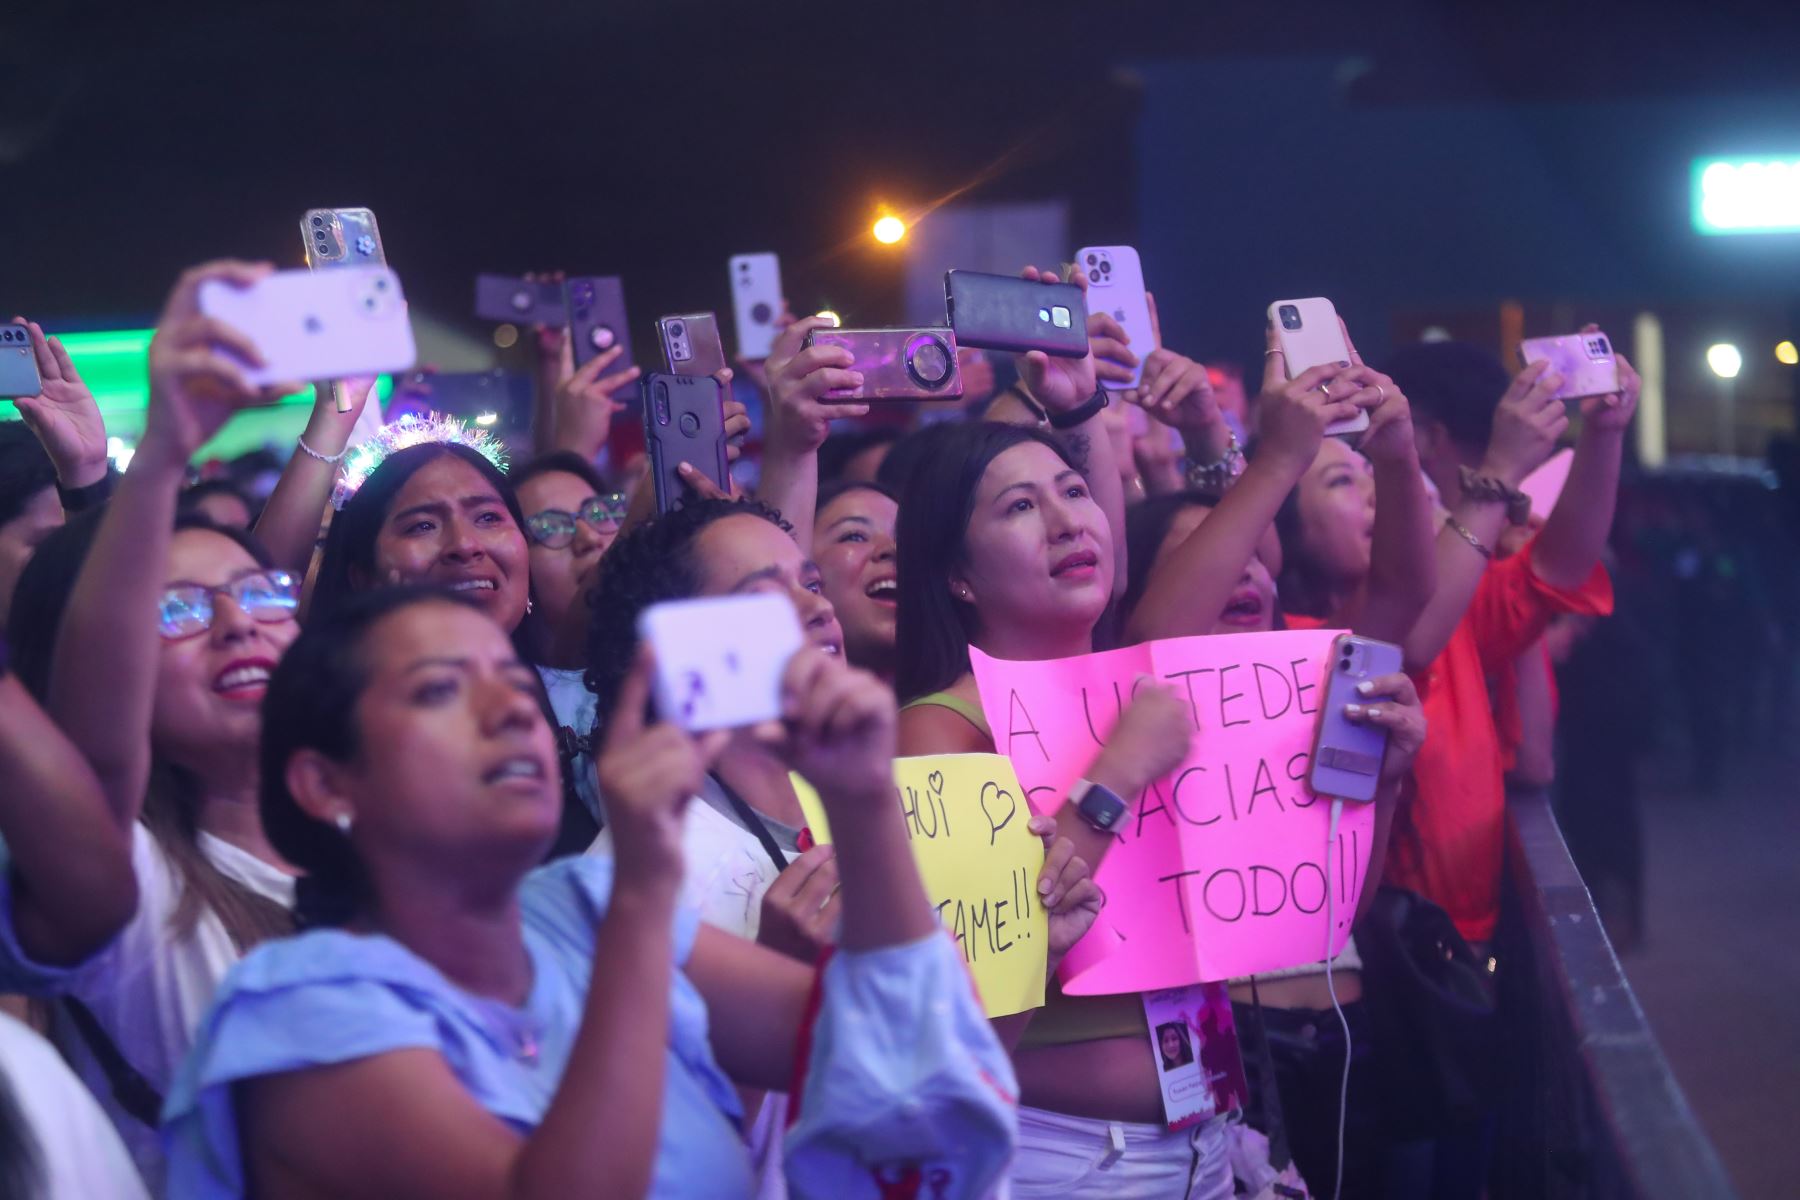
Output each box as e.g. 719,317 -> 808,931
1049,387 -> 1109,430
57,467 -> 119,515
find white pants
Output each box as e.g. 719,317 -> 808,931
1009,1105 -> 1233,1199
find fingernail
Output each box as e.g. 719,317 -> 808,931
1039,878 -> 1054,895
1345,704 -> 1363,717
1356,680 -> 1374,695
850,372 -> 865,385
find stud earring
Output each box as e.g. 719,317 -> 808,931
525,596 -> 534,615
334,812 -> 353,835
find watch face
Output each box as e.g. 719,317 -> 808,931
1080,785 -> 1126,831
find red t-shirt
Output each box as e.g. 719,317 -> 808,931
1288,542 -> 1611,942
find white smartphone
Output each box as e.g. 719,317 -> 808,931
198,266 -> 417,386
1269,297 -> 1369,438
1074,245 -> 1155,390
728,252 -> 783,361
638,593 -> 805,732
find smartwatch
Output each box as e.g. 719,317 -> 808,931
1071,778 -> 1128,834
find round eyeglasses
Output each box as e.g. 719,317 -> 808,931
525,493 -> 628,549
158,570 -> 300,640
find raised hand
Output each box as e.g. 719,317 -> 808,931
1028,815 -> 1103,965
596,648 -> 728,893
1579,323 -> 1640,434
1482,360 -> 1568,487
762,316 -> 868,454
1014,265 -> 1099,413
10,319 -> 109,487
756,844 -> 841,963
756,646 -> 896,808
1343,671 -> 1427,786
141,260 -> 298,467
1253,323 -> 1368,476
553,345 -> 641,460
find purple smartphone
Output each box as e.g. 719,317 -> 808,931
805,327 -> 964,401
565,276 -> 633,374
1307,634 -> 1404,803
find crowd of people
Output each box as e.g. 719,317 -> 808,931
0,250 -> 1638,1200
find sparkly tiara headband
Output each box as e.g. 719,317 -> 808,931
331,412 -> 510,510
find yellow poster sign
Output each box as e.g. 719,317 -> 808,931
795,753 -> 1048,1018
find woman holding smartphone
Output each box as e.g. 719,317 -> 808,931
163,587 -> 1015,1198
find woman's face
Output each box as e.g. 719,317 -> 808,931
1153,504 -> 1277,634
1161,1026 -> 1183,1061
691,513 -> 843,657
1293,439 -> 1376,589
813,489 -> 898,674
958,442 -> 1113,638
345,602 -> 561,867
516,470 -> 613,635
0,486 -> 62,628
369,455 -> 529,634
151,529 -> 299,770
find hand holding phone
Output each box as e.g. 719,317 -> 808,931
945,269 -> 1089,358
1074,246 -> 1155,389
729,253 -> 784,361
1308,635 -> 1404,803
643,372 -> 730,515
1518,331 -> 1619,402
565,276 -> 633,374
0,322 -> 43,399
1269,298 -> 1368,438
197,266 -> 417,386
803,327 -> 963,401
638,594 -> 805,732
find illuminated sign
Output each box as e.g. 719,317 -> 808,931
1692,156 -> 1800,235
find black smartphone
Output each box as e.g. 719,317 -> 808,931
475,275 -> 566,326
643,372 -> 730,515
944,269 -> 1089,358
564,276 -> 634,374
657,313 -> 727,378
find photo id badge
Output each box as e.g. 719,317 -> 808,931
1141,982 -> 1248,1131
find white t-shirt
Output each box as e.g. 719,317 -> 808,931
0,1011 -> 149,1200
1,823 -> 295,1195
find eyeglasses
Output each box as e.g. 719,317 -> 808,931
525,494 -> 628,549
158,570 -> 300,640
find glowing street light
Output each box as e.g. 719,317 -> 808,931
872,214 -> 906,245
1776,340 -> 1798,366
1706,343 -> 1743,379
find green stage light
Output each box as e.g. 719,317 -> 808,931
1693,156 -> 1800,235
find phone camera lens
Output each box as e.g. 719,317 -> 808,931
310,215 -> 325,227
1085,254 -> 1097,266
1088,269 -> 1101,284
1279,305 -> 1303,331
1100,260 -> 1112,274
1340,658 -> 1354,672
1596,336 -> 1611,355
907,336 -> 952,387
670,321 -> 685,338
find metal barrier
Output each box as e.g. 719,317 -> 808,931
1492,791 -> 1737,1199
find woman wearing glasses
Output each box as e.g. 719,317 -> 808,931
512,451 -> 626,639
0,261 -> 303,1193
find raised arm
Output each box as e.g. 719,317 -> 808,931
11,319 -> 111,496
48,261 -> 292,820
0,666 -> 137,966
1401,359 -> 1565,671
254,376 -> 374,573
756,316 -> 868,549
1531,336 -> 1638,589
1345,345 -> 1436,644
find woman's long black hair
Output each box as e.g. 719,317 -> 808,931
1121,489 -> 1221,624
891,421 -> 1081,703
310,442 -> 549,662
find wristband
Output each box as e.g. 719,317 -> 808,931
56,467 -> 119,515
1457,465 -> 1531,527
1049,387 -> 1109,430
296,434 -> 348,465
1182,433 -> 1246,495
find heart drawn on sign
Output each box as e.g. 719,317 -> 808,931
979,781 -> 1018,845
928,770 -> 945,795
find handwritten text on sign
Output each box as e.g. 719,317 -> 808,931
796,754 -> 1048,1017
971,629 -> 1371,993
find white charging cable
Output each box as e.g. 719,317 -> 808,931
1322,796 -> 1351,1200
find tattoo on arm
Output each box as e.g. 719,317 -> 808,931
1062,431 -> 1093,476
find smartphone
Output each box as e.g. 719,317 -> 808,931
1519,331 -> 1620,402
728,252 -> 783,361
389,370 -> 532,434
657,313 -> 727,378
639,593 -> 806,733
0,322 -> 43,398
804,327 -> 964,401
474,275 -> 567,327
197,266 -> 417,386
1308,634 -> 1404,803
564,276 -> 633,376
1269,297 -> 1369,438
301,207 -> 386,272
643,372 -> 729,515
1074,245 -> 1155,389
945,269 -> 1089,358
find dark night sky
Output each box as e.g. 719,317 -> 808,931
3,0 -> 1797,338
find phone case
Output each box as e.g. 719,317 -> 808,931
658,313 -> 727,378
1075,245 -> 1155,389
0,322 -> 43,398
638,593 -> 806,732
474,275 -> 567,326
565,276 -> 633,375
643,372 -> 730,515
1269,297 -> 1368,437
729,252 -> 783,361
197,266 -> 417,386
301,208 -> 387,271
945,270 -> 1089,358
1519,332 -> 1620,402
1308,635 -> 1404,803
805,327 -> 964,401
388,370 -> 531,432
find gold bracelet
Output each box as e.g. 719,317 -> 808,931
1444,515 -> 1493,559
